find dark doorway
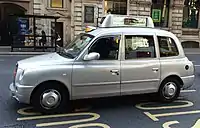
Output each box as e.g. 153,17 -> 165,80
52,22 -> 63,47
55,22 -> 63,47
0,3 -> 26,46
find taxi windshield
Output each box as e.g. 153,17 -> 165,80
62,33 -> 94,59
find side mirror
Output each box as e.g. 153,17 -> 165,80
83,52 -> 100,61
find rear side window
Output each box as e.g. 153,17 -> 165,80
125,35 -> 156,59
158,36 -> 179,57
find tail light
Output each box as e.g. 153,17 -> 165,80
13,63 -> 18,82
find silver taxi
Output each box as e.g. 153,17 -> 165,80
9,17 -> 195,113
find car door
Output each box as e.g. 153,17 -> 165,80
72,34 -> 122,99
121,33 -> 161,95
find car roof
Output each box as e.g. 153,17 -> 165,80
88,27 -> 174,37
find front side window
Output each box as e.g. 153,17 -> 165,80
125,35 -> 156,59
59,34 -> 94,59
183,0 -> 199,28
89,35 -> 121,60
151,0 -> 170,27
158,36 -> 179,57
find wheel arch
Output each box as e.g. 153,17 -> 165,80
161,75 -> 184,88
30,80 -> 70,105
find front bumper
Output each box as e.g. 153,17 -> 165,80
9,82 -> 35,104
181,75 -> 195,89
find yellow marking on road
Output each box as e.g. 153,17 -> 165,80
144,110 -> 200,121
36,113 -> 100,127
162,121 -> 179,128
68,123 -> 111,128
136,100 -> 193,110
17,107 -> 41,116
17,112 -> 99,121
144,112 -> 159,121
181,90 -> 196,93
192,119 -> 200,128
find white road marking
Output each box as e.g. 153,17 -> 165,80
181,89 -> 196,93
195,65 -> 200,67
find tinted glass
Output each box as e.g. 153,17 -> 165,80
158,36 -> 179,57
125,35 -> 156,59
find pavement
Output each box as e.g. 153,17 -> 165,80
1,46 -> 200,55
0,54 -> 200,128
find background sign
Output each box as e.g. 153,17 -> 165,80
18,18 -> 29,35
152,9 -> 161,22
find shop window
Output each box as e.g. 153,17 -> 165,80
51,0 -> 63,8
183,0 -> 200,28
151,0 -> 170,27
104,0 -> 127,15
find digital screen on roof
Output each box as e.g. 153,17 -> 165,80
124,18 -> 146,26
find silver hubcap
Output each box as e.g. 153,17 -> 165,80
40,89 -> 61,109
162,82 -> 177,99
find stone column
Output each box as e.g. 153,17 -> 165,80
170,0 -> 184,38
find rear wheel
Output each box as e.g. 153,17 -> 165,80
31,82 -> 69,114
158,78 -> 181,102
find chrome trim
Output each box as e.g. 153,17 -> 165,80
181,75 -> 195,79
74,81 -> 120,87
121,79 -> 159,84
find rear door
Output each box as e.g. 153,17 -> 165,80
121,32 -> 161,95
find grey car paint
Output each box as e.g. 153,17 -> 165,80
10,27 -> 195,104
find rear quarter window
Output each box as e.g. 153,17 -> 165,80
158,36 -> 179,57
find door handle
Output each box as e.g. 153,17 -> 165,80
152,68 -> 159,72
110,69 -> 119,75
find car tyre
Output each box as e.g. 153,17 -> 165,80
158,78 -> 181,103
31,82 -> 69,114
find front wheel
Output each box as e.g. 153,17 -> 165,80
158,78 -> 181,102
31,83 -> 69,114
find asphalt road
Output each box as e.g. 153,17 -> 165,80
0,54 -> 200,128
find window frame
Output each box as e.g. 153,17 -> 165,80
157,36 -> 179,58
50,0 -> 64,9
122,33 -> 159,61
78,34 -> 123,61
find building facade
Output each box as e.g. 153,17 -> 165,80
33,0 -> 71,46
0,0 -> 199,48
72,0 -> 200,48
0,0 -> 33,46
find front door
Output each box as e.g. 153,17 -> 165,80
72,35 -> 121,99
121,34 -> 160,95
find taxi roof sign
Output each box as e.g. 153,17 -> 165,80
100,14 -> 154,28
